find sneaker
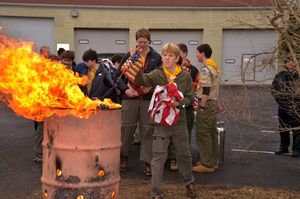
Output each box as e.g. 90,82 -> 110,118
186,183 -> 198,198
143,162 -> 152,176
195,162 -> 218,170
291,150 -> 300,157
120,157 -> 128,172
169,160 -> 178,171
274,148 -> 289,155
192,164 -> 215,173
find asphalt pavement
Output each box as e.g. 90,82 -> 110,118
0,86 -> 299,199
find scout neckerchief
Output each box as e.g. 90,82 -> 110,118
140,47 -> 150,71
204,58 -> 220,74
163,64 -> 182,83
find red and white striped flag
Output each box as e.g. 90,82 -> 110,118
120,57 -> 153,95
149,83 -> 184,126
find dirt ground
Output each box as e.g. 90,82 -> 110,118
119,178 -> 300,199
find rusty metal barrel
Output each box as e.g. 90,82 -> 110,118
41,109 -> 121,199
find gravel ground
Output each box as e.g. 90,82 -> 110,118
119,178 -> 300,199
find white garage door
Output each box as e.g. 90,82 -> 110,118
0,16 -> 55,54
150,30 -> 202,68
222,30 -> 277,85
74,29 -> 129,63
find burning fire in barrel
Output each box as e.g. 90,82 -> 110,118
0,35 -> 122,198
42,108 -> 121,199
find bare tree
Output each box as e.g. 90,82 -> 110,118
218,0 -> 300,150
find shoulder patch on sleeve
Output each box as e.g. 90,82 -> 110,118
200,67 -> 210,74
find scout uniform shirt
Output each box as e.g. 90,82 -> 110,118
196,59 -> 220,100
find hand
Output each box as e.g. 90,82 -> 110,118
172,101 -> 179,108
125,84 -> 138,97
171,97 -> 179,108
216,102 -> 222,114
192,99 -> 198,110
129,48 -> 136,56
125,89 -> 138,97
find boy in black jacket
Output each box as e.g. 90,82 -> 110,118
82,49 -> 116,100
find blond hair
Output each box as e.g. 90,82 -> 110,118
162,43 -> 180,57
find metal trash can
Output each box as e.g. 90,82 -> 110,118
217,121 -> 226,163
41,109 -> 121,199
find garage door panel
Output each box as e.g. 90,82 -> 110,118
222,30 -> 277,85
0,16 -> 55,53
74,29 -> 129,63
150,30 -> 202,68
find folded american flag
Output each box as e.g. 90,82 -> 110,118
149,83 -> 184,126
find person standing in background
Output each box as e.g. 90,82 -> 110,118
271,56 -> 300,158
57,47 -> 65,62
168,43 -> 200,171
33,45 -> 50,163
81,49 -> 117,101
133,43 -> 197,199
40,45 -> 50,59
111,54 -> 122,69
193,44 -> 220,173
61,50 -> 75,71
118,28 -> 162,176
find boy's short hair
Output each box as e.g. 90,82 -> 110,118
135,28 -> 151,41
61,50 -> 75,60
111,54 -> 122,64
162,43 -> 180,57
82,49 -> 98,62
177,43 -> 188,54
57,48 -> 65,56
196,44 -> 212,58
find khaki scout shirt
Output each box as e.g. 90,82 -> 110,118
196,65 -> 220,100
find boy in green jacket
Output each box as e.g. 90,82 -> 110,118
134,43 -> 198,199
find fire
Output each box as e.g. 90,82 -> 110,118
98,169 -> 105,177
76,195 -> 84,199
56,169 -> 62,177
0,35 -> 121,121
111,191 -> 116,198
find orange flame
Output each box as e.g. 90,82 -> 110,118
0,35 -> 121,121
98,169 -> 105,177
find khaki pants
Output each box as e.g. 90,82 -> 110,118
168,105 -> 194,160
195,101 -> 218,168
151,122 -> 194,197
120,99 -> 154,164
